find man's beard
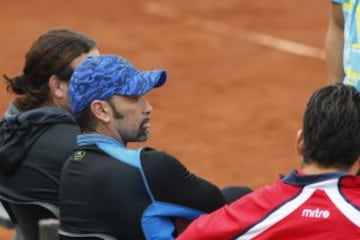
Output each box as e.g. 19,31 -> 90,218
135,126 -> 149,142
108,99 -> 149,143
119,124 -> 149,144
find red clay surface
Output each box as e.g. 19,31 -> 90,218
0,0 -> 330,238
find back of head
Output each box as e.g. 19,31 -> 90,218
302,84 -> 360,170
4,28 -> 97,111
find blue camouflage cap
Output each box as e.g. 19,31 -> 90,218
69,54 -> 167,114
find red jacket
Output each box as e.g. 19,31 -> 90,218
177,171 -> 360,239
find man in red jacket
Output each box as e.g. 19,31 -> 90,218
178,83 -> 360,240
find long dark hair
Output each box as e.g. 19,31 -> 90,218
4,28 -> 97,111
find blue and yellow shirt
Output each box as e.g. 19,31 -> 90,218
333,0 -> 360,89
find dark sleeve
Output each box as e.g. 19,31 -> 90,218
30,123 -> 81,183
141,148 -> 226,213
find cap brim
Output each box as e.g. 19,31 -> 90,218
135,69 -> 167,95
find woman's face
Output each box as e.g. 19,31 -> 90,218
60,48 -> 101,110
70,48 -> 100,69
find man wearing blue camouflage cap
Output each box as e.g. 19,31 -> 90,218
69,54 -> 166,116
59,55 -> 252,239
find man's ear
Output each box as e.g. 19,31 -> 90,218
90,100 -> 111,122
48,75 -> 66,98
295,129 -> 304,156
354,158 -> 360,176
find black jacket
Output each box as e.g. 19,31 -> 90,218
0,103 -> 80,205
60,141 -> 226,239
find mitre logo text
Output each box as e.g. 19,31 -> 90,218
301,208 -> 330,219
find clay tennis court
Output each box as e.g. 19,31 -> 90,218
0,0 -> 329,238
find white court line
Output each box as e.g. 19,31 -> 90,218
144,2 -> 325,60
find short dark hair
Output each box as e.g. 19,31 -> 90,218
302,84 -> 360,170
74,107 -> 98,133
4,28 -> 97,111
74,96 -> 123,133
